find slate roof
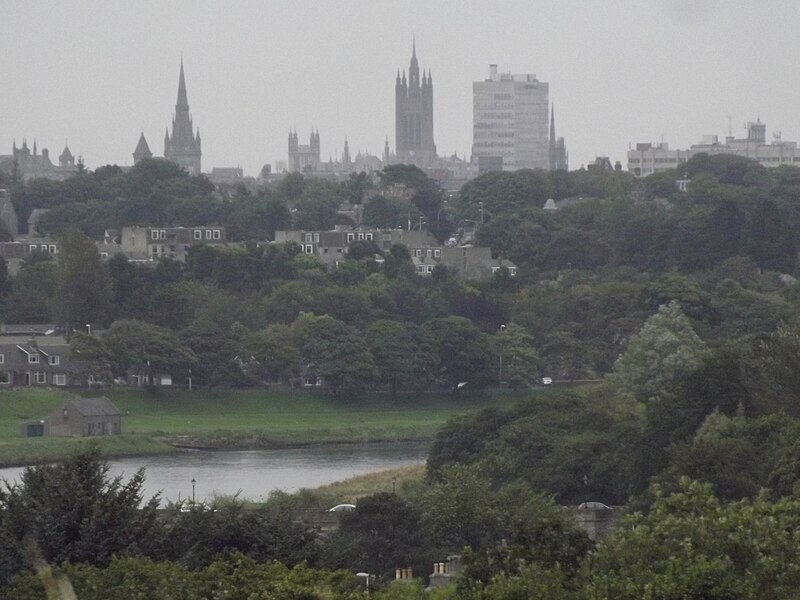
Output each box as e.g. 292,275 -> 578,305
64,396 -> 120,417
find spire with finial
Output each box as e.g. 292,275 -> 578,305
177,57 -> 188,110
409,38 -> 419,89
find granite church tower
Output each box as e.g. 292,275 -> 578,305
164,60 -> 202,175
395,40 -> 436,166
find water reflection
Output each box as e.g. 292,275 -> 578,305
0,443 -> 429,503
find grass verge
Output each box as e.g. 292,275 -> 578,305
0,387 -> 533,467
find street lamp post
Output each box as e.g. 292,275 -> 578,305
86,324 -> 91,336
356,572 -> 371,595
498,324 -> 506,386
191,477 -> 196,507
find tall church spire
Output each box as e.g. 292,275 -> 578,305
409,39 -> 419,89
165,59 -> 201,174
177,58 -> 189,109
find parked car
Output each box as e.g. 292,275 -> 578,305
328,503 -> 356,512
541,377 -> 553,385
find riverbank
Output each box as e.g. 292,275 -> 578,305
0,387 -> 533,467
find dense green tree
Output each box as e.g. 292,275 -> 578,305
366,319 -> 423,396
0,448 -> 159,586
423,316 -> 493,390
6,260 -> 58,323
103,319 -> 197,382
319,492 -> 430,581
613,301 -> 708,403
292,313 -> 377,396
494,323 -> 539,388
56,228 -> 112,332
582,479 -> 800,598
244,324 -> 301,384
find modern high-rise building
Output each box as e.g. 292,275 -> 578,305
395,40 -> 436,167
472,65 -> 554,172
164,60 -> 202,175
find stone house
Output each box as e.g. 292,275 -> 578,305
0,335 -> 88,387
46,396 -> 122,437
98,225 -> 227,263
275,227 -> 516,280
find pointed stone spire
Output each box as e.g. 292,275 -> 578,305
133,132 -> 152,164
177,58 -> 189,109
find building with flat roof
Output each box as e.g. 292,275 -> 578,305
472,65 -> 553,171
627,118 -> 800,176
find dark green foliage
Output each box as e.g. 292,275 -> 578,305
0,447 -> 159,586
318,492 -> 430,581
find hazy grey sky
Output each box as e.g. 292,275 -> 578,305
2,1 -> 798,175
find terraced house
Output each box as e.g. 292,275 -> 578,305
0,335 -> 88,387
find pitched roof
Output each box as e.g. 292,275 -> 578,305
65,396 -> 120,417
133,132 -> 152,157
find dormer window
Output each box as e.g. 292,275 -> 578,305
193,229 -> 202,240
49,355 -> 60,366
28,353 -> 39,364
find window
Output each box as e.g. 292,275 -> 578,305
213,229 -> 221,240
29,244 -> 37,252
40,245 -> 47,252
28,353 -> 39,364
415,249 -> 422,257
205,230 -> 212,239
159,230 -> 167,239
49,355 -> 60,366
427,265 -> 434,273
358,233 -> 365,240
35,371 -> 46,384
193,229 -> 202,240
305,233 -> 313,243
365,233 -> 373,241
303,244 -> 314,253
313,233 -> 319,242
347,233 -> 355,242
434,249 -> 441,258
100,252 -> 108,258
151,230 -> 159,240
0,353 -> 4,364
49,245 -> 56,253
54,373 -> 66,386
426,249 -> 432,257
416,265 -> 425,273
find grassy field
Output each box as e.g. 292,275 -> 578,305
0,387 -> 532,467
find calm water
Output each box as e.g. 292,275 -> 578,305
0,443 -> 428,503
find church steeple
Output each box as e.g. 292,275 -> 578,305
408,39 -> 420,90
177,58 -> 189,110
164,59 -> 201,174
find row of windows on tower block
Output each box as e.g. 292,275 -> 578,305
149,229 -> 221,241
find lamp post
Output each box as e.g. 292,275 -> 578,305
191,477 -> 196,507
498,324 -> 506,386
86,324 -> 91,336
356,572 -> 371,595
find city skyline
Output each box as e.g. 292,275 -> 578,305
2,1 -> 798,176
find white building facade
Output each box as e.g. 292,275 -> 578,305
628,119 -> 800,177
472,65 -> 550,171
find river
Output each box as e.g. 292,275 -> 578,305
0,443 -> 429,504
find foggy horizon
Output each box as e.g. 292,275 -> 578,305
2,0 -> 798,176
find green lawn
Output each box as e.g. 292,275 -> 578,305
0,387 -> 532,466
